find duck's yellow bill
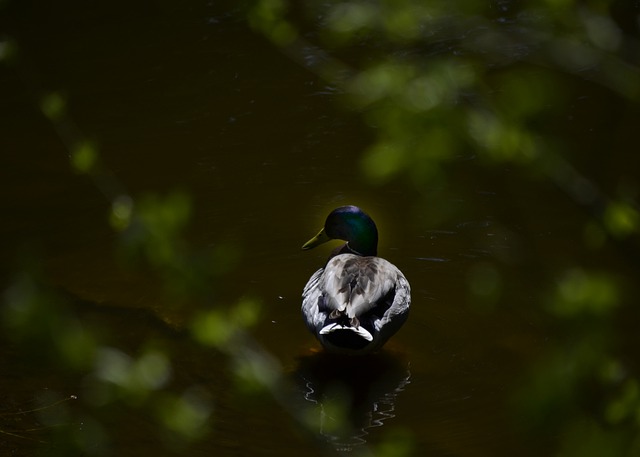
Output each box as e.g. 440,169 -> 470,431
302,228 -> 331,250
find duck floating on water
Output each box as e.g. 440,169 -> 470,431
301,206 -> 411,355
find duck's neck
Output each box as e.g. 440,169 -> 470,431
330,242 -> 377,259
347,227 -> 378,257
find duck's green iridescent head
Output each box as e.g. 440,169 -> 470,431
302,206 -> 378,256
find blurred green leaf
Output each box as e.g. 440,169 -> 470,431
110,195 -> 134,232
40,92 -> 66,120
557,418 -> 628,457
191,308 -> 237,348
605,379 -> 639,425
548,269 -> 619,318
191,298 -> 261,349
231,346 -> 281,393
325,2 -> 377,37
603,201 -> 639,238
3,272 -> 97,370
375,427 -> 415,457
468,111 -> 539,163
70,141 -> 99,174
118,191 -> 192,270
155,389 -> 212,441
360,141 -> 406,183
94,347 -> 172,403
0,38 -> 17,63
581,10 -> 622,51
248,0 -> 297,45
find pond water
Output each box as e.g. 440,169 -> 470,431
1,1 -> 639,456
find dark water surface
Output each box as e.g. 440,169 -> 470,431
2,1 -> 639,456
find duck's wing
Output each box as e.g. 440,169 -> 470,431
374,265 -> 410,335
320,254 -> 404,319
301,268 -> 326,333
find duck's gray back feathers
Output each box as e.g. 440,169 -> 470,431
302,253 -> 410,354
322,255 -> 397,318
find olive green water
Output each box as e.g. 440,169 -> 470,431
2,1 -> 640,456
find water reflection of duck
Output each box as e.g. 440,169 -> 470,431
301,206 -> 411,355
295,351 -> 411,451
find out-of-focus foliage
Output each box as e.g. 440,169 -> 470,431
248,0 -> 640,455
2,0 -> 639,455
0,88 -> 265,453
70,141 -> 100,175
249,0 -> 640,237
548,268 -> 619,318
604,200 -> 640,239
513,266 -> 639,456
1,212 -> 258,454
40,92 -> 67,121
3,272 -> 97,371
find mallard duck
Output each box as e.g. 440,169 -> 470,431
301,206 -> 411,355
